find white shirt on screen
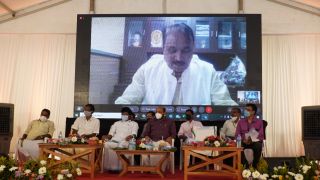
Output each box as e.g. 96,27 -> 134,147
115,54 -> 237,105
108,120 -> 139,142
178,120 -> 203,139
71,116 -> 100,136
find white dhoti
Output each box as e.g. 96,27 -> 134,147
103,141 -> 132,171
16,139 -> 43,160
104,141 -> 121,171
141,154 -> 168,172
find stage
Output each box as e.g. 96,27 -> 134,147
78,157 -> 298,180
78,170 -> 234,180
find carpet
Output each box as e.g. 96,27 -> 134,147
78,170 -> 235,180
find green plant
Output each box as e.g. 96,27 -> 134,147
0,156 -> 82,180
257,157 -> 269,174
295,157 -> 319,180
0,156 -> 17,180
53,161 -> 82,180
23,159 -> 53,180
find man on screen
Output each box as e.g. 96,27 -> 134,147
115,23 -> 237,105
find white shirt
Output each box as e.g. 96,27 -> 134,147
108,120 -> 139,142
115,54 -> 237,105
71,116 -> 100,136
178,120 -> 203,139
220,118 -> 239,138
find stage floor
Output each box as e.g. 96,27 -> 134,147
78,170 -> 234,180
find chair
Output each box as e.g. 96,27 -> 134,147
179,139 -> 184,171
244,149 -> 254,165
262,120 -> 268,157
193,126 -> 217,141
167,139 -> 175,174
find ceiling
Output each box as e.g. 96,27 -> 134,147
0,0 -> 319,23
268,0 -> 320,16
0,0 -> 71,23
0,0 -> 51,15
292,0 -> 320,9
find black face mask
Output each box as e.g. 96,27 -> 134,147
186,114 -> 192,120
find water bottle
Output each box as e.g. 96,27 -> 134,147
236,134 -> 242,148
44,137 -> 49,143
58,131 -> 63,143
129,135 -> 136,150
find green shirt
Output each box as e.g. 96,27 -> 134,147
24,119 -> 55,140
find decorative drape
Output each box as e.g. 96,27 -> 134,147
262,34 -> 320,157
1,33 -> 319,156
0,34 -> 76,152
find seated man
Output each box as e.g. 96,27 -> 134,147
235,103 -> 264,168
178,109 -> 203,142
141,111 -> 155,137
141,106 -> 176,170
103,107 -> 138,172
17,109 -> 55,159
220,107 -> 241,166
177,109 -> 203,166
220,107 -> 241,140
70,104 -> 100,138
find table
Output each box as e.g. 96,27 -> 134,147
182,146 -> 243,180
38,143 -> 103,179
114,149 -> 170,178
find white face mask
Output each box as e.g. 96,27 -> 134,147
84,111 -> 92,117
155,113 -> 163,120
231,116 -> 238,121
121,115 -> 129,121
39,116 -> 48,122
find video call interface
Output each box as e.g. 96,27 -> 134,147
74,15 -> 262,120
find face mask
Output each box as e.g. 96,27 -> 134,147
155,113 -> 163,120
39,116 -> 47,122
244,110 -> 250,117
186,114 -> 192,120
121,115 -> 129,121
84,111 -> 92,117
231,116 -> 238,121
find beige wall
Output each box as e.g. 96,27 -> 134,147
91,17 -> 125,55
245,0 -> 320,34
0,0 -> 319,34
